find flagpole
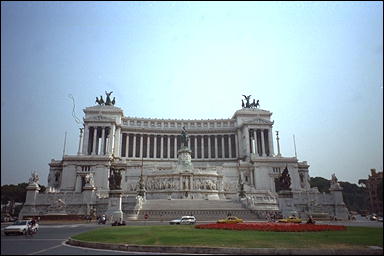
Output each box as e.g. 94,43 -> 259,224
63,131 -> 67,158
293,134 -> 297,158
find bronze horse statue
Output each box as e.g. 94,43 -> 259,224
96,96 -> 105,105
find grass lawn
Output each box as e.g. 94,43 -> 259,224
72,225 -> 383,249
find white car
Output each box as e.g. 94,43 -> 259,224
169,216 -> 196,225
4,220 -> 39,236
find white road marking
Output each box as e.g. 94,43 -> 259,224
3,239 -> 64,241
28,243 -> 63,255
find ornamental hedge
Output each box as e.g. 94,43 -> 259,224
195,223 -> 346,232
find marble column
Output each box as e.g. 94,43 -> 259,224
167,136 -> 170,159
146,134 -> 150,158
139,134 -> 143,158
228,135 -> 232,158
92,127 -> 98,155
235,133 -> 239,158
201,136 -> 204,159
243,127 -> 250,157
268,129 -> 274,156
82,125 -> 90,155
260,129 -> 266,156
276,131 -> 281,157
194,136 -> 197,158
100,127 -> 105,155
132,134 -> 137,158
236,129 -> 242,158
110,126 -> 116,155
125,133 -> 130,157
114,127 -> 120,157
208,136 -> 211,159
160,136 -> 164,159
221,135 -> 225,158
214,135 -> 218,158
154,135 -> 157,158
174,135 -> 177,158
253,130 -> 258,156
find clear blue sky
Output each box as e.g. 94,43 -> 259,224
1,1 -> 383,186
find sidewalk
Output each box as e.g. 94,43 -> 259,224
67,238 -> 383,255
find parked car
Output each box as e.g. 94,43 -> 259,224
169,216 -> 196,225
377,217 -> 383,222
4,220 -> 39,236
217,216 -> 243,224
277,216 -> 302,223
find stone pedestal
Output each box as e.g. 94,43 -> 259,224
177,147 -> 193,171
277,190 -> 296,218
106,190 -> 123,222
25,183 -> 40,204
330,188 -> 349,220
82,184 -> 96,215
19,183 -> 40,218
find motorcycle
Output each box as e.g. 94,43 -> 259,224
98,216 -> 106,224
25,225 -> 38,237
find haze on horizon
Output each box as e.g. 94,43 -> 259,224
1,1 -> 383,186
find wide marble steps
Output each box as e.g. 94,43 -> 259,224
141,199 -> 245,210
136,199 -> 274,221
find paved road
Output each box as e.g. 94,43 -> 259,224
1,220 -> 382,255
1,222 -> 179,255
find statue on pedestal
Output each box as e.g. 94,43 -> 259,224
29,171 -> 40,185
137,174 -> 146,197
278,166 -> 291,191
181,126 -> 189,147
109,169 -> 122,190
330,173 -> 342,190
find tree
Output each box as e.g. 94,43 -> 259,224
339,181 -> 369,213
1,183 -> 46,204
309,177 -> 370,214
309,177 -> 330,193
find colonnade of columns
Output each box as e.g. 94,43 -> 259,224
80,125 -> 273,158
249,128 -> 273,157
120,133 -> 238,159
83,126 -> 114,155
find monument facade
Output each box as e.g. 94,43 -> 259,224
19,93 -> 349,220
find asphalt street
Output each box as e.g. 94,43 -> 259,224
1,222 -> 180,255
1,219 -> 382,255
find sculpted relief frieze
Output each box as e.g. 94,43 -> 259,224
141,175 -> 222,192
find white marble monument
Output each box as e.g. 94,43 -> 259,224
19,93 -> 349,220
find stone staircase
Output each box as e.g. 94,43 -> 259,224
134,199 -> 276,221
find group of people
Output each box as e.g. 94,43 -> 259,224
265,212 -> 282,222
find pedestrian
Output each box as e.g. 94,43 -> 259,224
306,215 -> 315,224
